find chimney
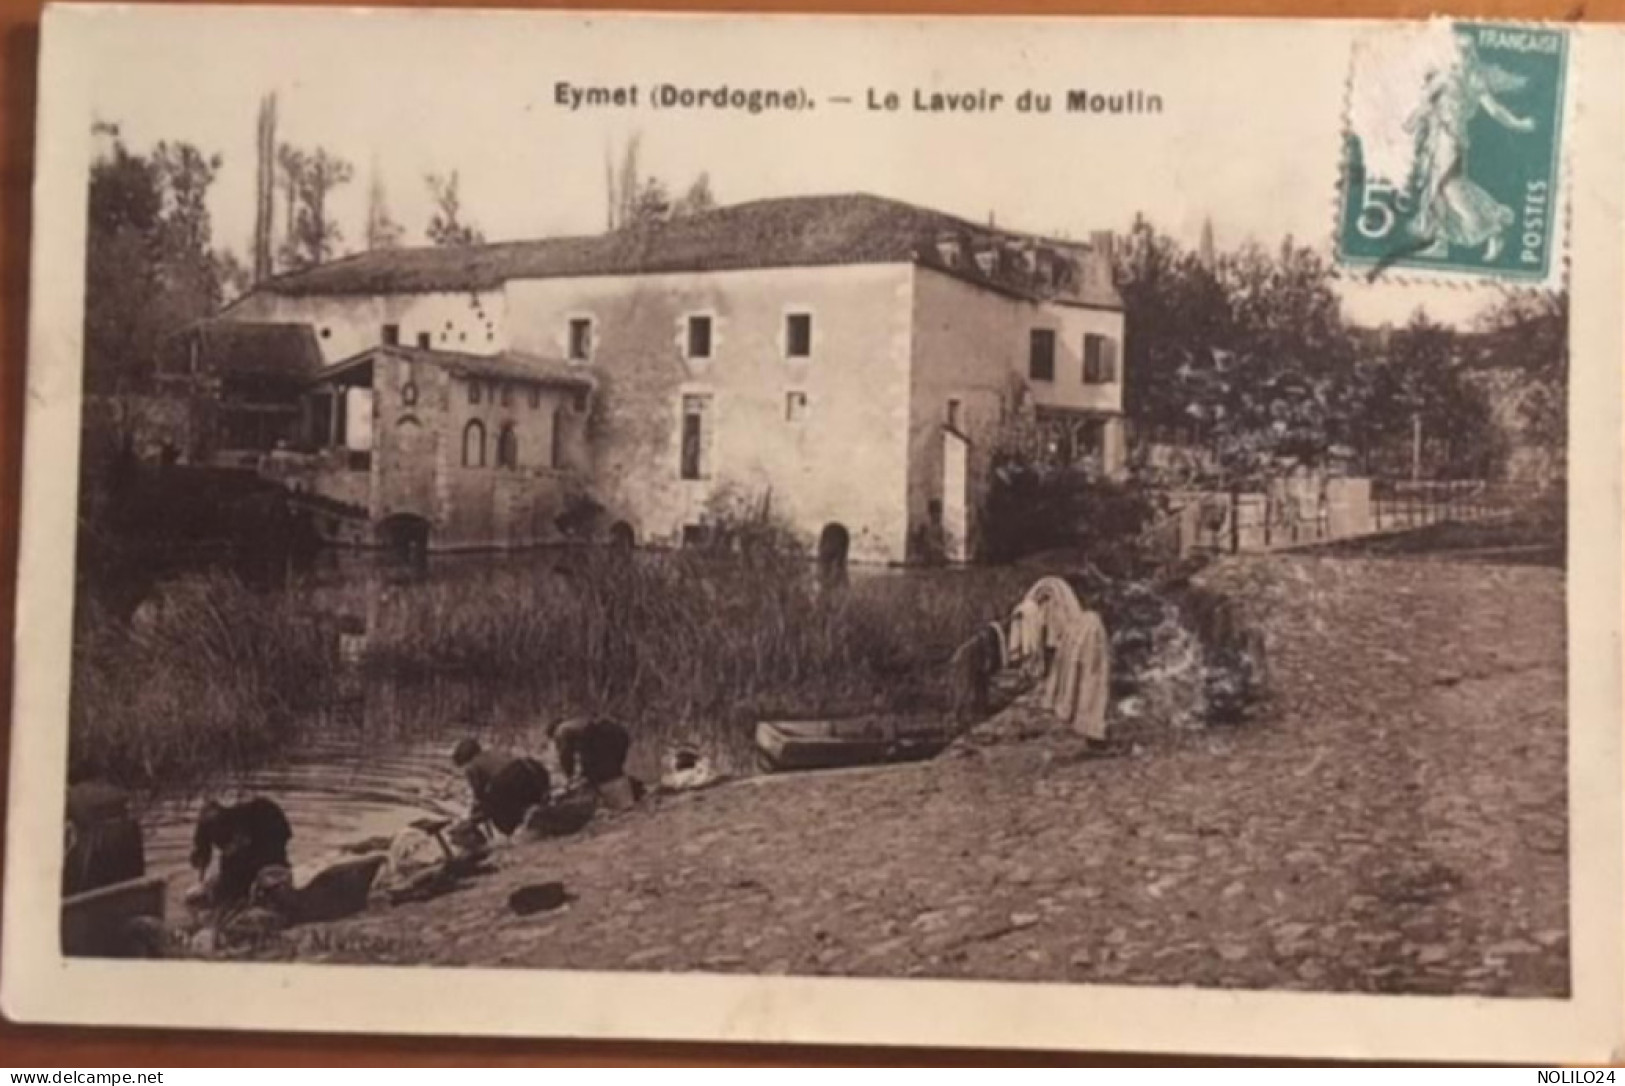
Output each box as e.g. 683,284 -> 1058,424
1089,229 -> 1115,266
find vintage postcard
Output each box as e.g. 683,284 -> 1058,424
4,4 -> 1623,1063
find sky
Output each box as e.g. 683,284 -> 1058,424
73,6 -> 1504,327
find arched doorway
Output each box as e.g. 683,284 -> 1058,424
607,520 -> 635,552
378,514 -> 431,569
817,522 -> 850,590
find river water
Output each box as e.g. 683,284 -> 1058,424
131,549 -> 610,893
141,735 -> 467,891
127,548 -> 991,897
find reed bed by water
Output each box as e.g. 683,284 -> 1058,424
70,575 -> 344,792
70,552 -> 1032,790
366,551 -> 1029,754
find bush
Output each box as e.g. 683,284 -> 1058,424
982,460 -> 1161,570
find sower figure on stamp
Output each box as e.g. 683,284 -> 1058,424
1404,32 -> 1537,262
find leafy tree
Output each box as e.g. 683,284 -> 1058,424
278,146 -> 353,269
1113,215 -> 1230,440
1113,218 -> 1358,485
604,133 -> 714,230
425,170 -> 485,247
627,177 -> 672,227
84,130 -> 223,393
213,248 -> 253,305
1362,311 -> 1501,479
1212,239 -> 1357,477
1472,289 -> 1567,473
673,172 -> 717,218
274,144 -> 306,265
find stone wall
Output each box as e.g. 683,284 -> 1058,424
370,354 -> 585,550
506,265 -> 917,563
229,289 -> 508,366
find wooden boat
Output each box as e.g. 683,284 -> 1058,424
61,875 -> 168,958
754,716 -> 957,773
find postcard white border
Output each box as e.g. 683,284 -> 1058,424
3,5 -> 1621,1063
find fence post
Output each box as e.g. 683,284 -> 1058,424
1230,487 -> 1240,555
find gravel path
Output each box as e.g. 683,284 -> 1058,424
215,553 -> 1568,997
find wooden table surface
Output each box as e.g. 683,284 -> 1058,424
0,0 -> 1616,1065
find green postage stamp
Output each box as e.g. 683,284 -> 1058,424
1339,21 -> 1568,284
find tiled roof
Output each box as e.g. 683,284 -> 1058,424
246,193 -> 1122,308
319,346 -> 595,389
183,321 -> 324,380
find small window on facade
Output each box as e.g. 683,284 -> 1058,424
529,387 -> 541,410
320,327 -> 332,340
1029,329 -> 1056,382
496,424 -> 518,469
417,332 -> 432,349
687,315 -> 712,360
382,324 -> 400,346
469,381 -> 482,405
785,391 -> 809,422
946,398 -> 961,430
572,389 -> 590,414
549,407 -> 564,469
568,318 -> 593,361
462,420 -> 486,467
680,394 -> 712,481
1083,333 -> 1112,384
402,382 -> 418,407
786,313 -> 812,358
499,383 -> 512,407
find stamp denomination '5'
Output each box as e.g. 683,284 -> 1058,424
1340,22 -> 1567,283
